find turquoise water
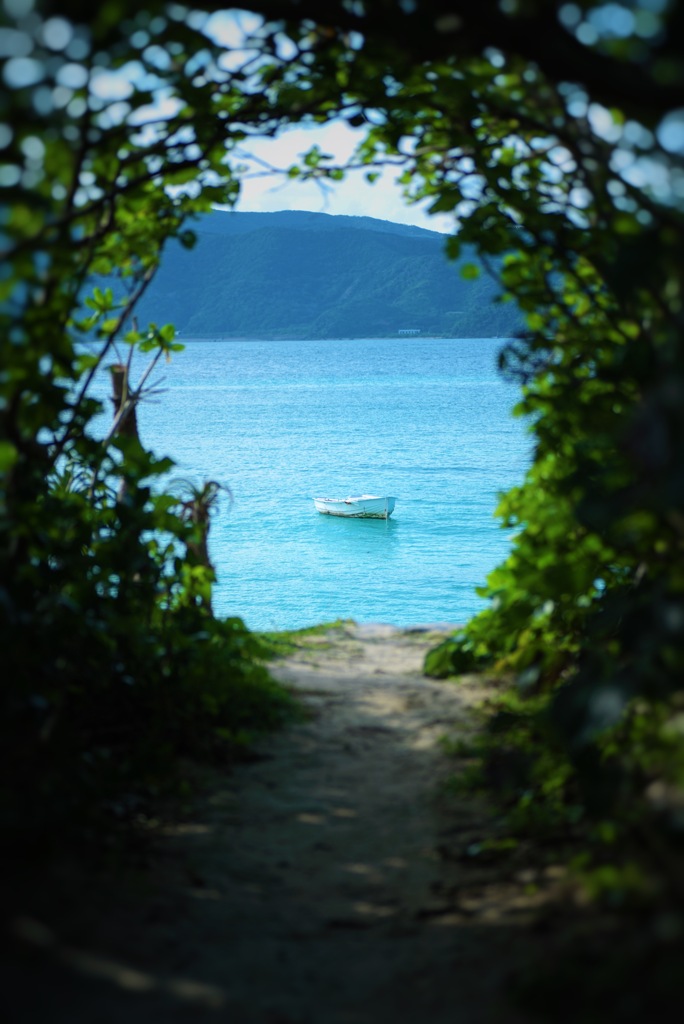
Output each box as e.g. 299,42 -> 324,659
93,337 -> 530,630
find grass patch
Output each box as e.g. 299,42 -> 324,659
254,620 -> 355,659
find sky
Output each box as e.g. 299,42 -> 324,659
229,119 -> 453,234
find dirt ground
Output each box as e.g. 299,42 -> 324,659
4,623 -> 577,1024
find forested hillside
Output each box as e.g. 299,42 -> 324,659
134,210 -> 521,338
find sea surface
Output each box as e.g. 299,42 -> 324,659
90,337 -> 530,631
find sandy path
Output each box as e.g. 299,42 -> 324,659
6,624 -> 563,1024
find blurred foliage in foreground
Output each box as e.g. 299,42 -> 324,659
2,0 -> 683,906
0,0 -> 302,848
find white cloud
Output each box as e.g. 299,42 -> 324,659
230,120 -> 453,234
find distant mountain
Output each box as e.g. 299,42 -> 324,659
133,210 -> 522,339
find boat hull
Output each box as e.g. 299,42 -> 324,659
313,495 -> 396,519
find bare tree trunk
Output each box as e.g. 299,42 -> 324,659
109,362 -> 139,502
188,507 -> 214,613
109,363 -> 140,441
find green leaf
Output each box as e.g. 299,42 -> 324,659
0,441 -> 18,472
460,263 -> 481,280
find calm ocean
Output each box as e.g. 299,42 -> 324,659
91,337 -> 530,631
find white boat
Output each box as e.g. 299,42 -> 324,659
313,495 -> 397,519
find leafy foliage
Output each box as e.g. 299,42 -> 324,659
0,0 -> 301,845
331,4 -> 684,897
3,0 -> 684,916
